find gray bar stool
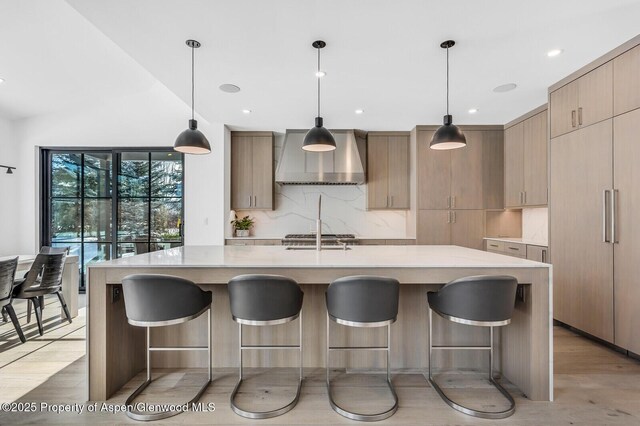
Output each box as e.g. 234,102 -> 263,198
227,274 -> 304,419
326,275 -> 399,422
427,275 -> 518,419
121,274 -> 212,421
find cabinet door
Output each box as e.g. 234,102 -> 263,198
550,120 -> 613,342
451,131 -> 483,209
504,122 -> 524,207
526,245 -> 548,263
450,210 -> 485,250
231,135 -> 253,209
577,62 -> 613,128
367,136 -> 389,209
550,80 -> 578,138
387,136 -> 410,209
614,44 -> 640,116
523,111 -> 548,206
613,109 -> 640,353
417,131 -> 451,210
417,210 -> 450,245
251,136 -> 273,209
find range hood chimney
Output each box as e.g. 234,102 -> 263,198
275,129 -> 367,185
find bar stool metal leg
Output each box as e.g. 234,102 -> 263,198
326,313 -> 399,422
230,310 -> 303,419
125,307 -> 212,421
427,308 -> 515,419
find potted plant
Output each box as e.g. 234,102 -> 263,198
231,215 -> 254,237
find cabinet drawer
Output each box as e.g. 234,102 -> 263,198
504,242 -> 526,257
485,240 -> 505,252
225,240 -> 255,246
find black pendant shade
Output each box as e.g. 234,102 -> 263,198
174,39 -> 211,155
303,117 -> 336,152
430,40 -> 466,150
430,114 -> 467,150
303,40 -> 336,152
174,119 -> 211,154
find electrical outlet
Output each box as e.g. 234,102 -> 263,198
516,285 -> 526,303
112,286 -> 121,303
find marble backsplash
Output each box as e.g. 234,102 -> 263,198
235,185 -> 408,238
522,207 -> 548,245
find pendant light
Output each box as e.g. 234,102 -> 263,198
430,40 -> 466,150
174,39 -> 211,155
303,40 -> 336,152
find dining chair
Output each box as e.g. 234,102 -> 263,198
0,257 -> 25,343
12,252 -> 70,336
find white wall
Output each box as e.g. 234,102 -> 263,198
13,82 -> 226,254
0,116 -> 20,256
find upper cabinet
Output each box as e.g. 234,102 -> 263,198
416,128 -> 504,211
367,133 -> 409,210
550,62 -> 613,138
230,132 -> 274,210
614,44 -> 640,116
504,109 -> 548,208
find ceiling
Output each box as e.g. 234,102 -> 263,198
2,1 -> 639,130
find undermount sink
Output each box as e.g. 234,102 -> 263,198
285,246 -> 351,251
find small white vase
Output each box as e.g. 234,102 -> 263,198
236,229 -> 250,237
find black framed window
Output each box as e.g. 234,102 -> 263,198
41,148 -> 184,291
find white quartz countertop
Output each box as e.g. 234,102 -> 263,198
89,245 -> 549,269
484,237 -> 548,246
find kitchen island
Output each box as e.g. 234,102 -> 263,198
87,245 -> 552,402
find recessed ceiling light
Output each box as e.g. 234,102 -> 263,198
0,77 -> 4,84
355,109 -> 364,114
242,109 -> 252,114
468,108 -> 478,114
493,83 -> 517,93
547,49 -> 563,57
315,71 -> 326,78
219,84 -> 240,93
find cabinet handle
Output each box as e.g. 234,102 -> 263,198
489,243 -> 499,248
508,247 -> 520,251
452,196 -> 456,208
254,195 -> 257,207
390,195 -> 394,207
542,249 -> 547,263
386,195 -> 390,207
571,110 -> 576,128
447,196 -> 451,208
523,191 -> 527,205
447,211 -> 451,223
578,107 -> 583,126
612,189 -> 618,244
602,190 -> 610,243
249,195 -> 252,207
452,211 -> 456,223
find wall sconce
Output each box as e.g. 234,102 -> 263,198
0,165 -> 16,174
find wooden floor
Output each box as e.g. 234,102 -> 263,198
1,296 -> 640,424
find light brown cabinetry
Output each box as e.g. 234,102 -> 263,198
230,132 -> 273,210
504,110 -> 548,207
417,209 -> 484,250
416,128 -> 503,211
613,109 -> 640,354
526,245 -> 548,263
549,62 -> 613,138
614,44 -> 640,115
550,120 -> 614,343
367,133 -> 409,209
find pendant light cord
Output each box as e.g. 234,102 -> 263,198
317,46 -> 321,117
446,45 -> 449,116
191,44 -> 195,121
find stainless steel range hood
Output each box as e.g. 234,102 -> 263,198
275,129 -> 367,185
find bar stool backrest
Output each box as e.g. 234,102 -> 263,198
430,275 -> 518,323
122,274 -> 211,325
327,276 -> 399,323
228,274 -> 303,322
0,257 -> 18,304
23,253 -> 66,291
40,246 -> 70,254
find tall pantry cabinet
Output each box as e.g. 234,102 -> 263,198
550,39 -> 640,352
